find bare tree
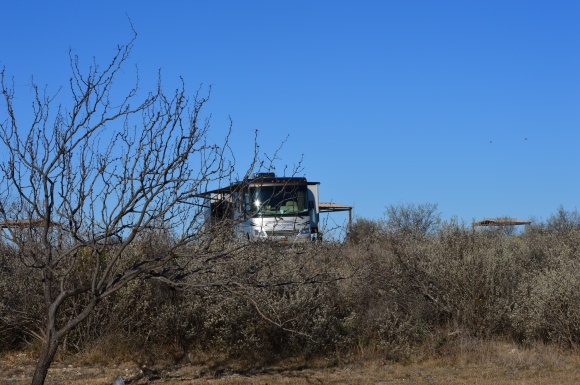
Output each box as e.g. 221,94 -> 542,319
546,205 -> 580,232
0,33 -> 240,385
384,202 -> 441,238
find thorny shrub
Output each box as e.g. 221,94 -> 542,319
2,205 -> 580,365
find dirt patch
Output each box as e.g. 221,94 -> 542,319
3,346 -> 580,385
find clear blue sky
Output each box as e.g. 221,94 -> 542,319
1,1 -> 579,232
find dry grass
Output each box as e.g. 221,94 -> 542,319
3,340 -> 580,385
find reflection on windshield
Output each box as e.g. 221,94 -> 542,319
250,185 -> 308,216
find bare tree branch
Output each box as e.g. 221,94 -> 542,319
0,33 -> 243,385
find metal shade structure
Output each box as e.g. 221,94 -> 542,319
472,218 -> 531,227
319,202 -> 353,227
0,219 -> 60,228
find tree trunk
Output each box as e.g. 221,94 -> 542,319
30,337 -> 60,385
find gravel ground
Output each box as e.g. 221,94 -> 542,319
3,346 -> 580,385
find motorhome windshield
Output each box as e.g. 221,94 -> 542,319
250,185 -> 309,216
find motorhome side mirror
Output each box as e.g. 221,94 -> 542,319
308,201 -> 314,210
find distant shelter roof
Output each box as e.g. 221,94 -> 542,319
0,219 -> 51,228
319,202 -> 353,227
472,218 -> 531,227
319,202 -> 352,213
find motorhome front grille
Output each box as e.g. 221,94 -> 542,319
267,230 -> 297,237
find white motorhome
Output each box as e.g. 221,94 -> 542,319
204,173 -> 321,242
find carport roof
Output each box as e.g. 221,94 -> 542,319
472,218 -> 531,227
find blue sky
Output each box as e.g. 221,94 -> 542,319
1,1 -> 579,232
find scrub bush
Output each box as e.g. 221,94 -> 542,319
4,205 -> 580,366
510,227 -> 580,347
